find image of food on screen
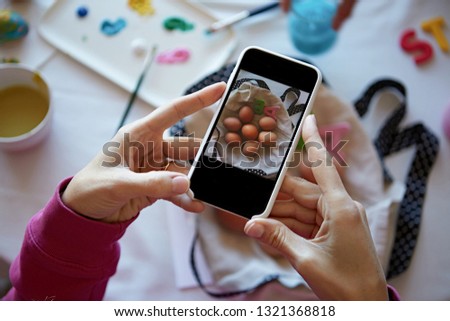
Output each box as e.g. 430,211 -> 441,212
204,72 -> 310,180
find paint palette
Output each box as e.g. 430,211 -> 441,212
39,0 -> 237,107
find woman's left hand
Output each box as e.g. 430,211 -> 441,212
244,115 -> 388,300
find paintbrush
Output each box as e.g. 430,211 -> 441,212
205,2 -> 279,34
116,45 -> 158,132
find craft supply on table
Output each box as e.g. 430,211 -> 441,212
76,6 -> 89,18
131,38 -> 149,56
156,47 -> 190,64
205,2 -> 279,34
128,0 -> 155,16
400,29 -> 434,65
163,17 -> 194,32
100,18 -> 127,36
288,0 -> 338,55
399,16 -> 449,65
0,9 -> 29,44
421,16 -> 449,52
117,45 -> 158,132
38,0 -> 237,107
0,64 -> 52,152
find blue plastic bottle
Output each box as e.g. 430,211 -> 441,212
288,0 -> 338,55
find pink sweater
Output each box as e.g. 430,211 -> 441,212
2,178 -> 400,301
3,178 -> 133,300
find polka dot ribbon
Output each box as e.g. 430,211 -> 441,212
354,79 -> 440,279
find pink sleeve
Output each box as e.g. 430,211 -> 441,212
2,178 -> 134,301
387,285 -> 401,301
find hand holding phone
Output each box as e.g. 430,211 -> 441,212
189,47 -> 322,219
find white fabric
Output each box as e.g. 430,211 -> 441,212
0,0 -> 449,300
171,83 -> 403,296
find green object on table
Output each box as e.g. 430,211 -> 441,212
163,17 -> 194,31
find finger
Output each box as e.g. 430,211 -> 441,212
147,82 -> 226,131
299,151 -> 346,182
332,0 -> 356,30
275,217 -> 316,239
271,200 -> 317,224
354,201 -> 369,226
280,175 -> 321,209
298,153 -> 316,183
123,170 -> 191,199
302,115 -> 349,199
163,136 -> 202,160
280,0 -> 291,12
244,218 -> 310,268
276,191 -> 294,201
164,160 -> 190,175
168,193 -> 205,213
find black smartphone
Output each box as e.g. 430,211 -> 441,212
188,46 -> 322,219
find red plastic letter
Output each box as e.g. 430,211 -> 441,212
400,29 -> 434,65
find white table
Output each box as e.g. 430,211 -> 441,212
1,0 -> 449,300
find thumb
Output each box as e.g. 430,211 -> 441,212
244,218 -> 310,266
124,170 -> 190,199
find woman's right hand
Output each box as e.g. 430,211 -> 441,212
244,115 -> 388,300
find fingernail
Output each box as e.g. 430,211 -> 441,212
172,176 -> 189,194
245,221 -> 265,239
186,188 -> 195,199
307,114 -> 317,125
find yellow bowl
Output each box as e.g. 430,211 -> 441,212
0,64 -> 52,151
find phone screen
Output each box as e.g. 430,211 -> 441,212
190,48 -> 321,218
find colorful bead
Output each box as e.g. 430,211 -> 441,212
76,6 -> 89,18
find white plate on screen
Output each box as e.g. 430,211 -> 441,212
39,0 -> 237,107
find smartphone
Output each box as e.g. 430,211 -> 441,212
188,46 -> 322,219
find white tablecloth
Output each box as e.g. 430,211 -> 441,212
1,0 -> 449,300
